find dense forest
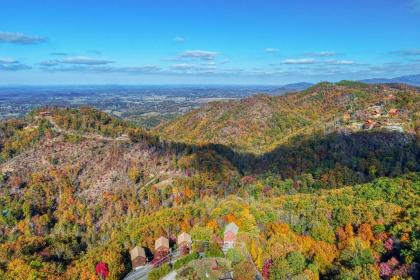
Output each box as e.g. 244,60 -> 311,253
0,82 -> 419,279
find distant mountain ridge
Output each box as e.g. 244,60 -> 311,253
274,82 -> 314,93
272,74 -> 420,94
361,74 -> 420,86
274,74 -> 420,92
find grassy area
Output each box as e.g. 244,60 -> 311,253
176,258 -> 231,280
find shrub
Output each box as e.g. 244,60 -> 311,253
148,263 -> 171,280
205,243 -> 224,258
310,223 -> 335,243
339,240 -> 375,268
373,224 -> 385,234
226,248 -> 245,265
173,252 -> 198,270
269,258 -> 291,280
190,225 -> 212,252
286,251 -> 306,275
233,259 -> 256,280
64,133 -> 83,143
332,206 -> 353,227
176,266 -> 197,279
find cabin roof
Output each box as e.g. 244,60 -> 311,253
155,236 -> 169,250
224,231 -> 237,242
153,179 -> 173,190
177,232 -> 192,245
224,222 -> 239,235
130,246 -> 146,260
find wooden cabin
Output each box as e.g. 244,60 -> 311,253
224,231 -> 237,243
211,259 -> 219,270
155,236 -> 169,252
384,94 -> 396,101
389,108 -> 399,116
220,272 -> 234,280
363,119 -> 375,130
39,111 -> 51,117
130,246 -> 146,269
223,222 -> 239,253
177,232 -> 192,255
224,222 -> 239,240
154,236 -> 170,260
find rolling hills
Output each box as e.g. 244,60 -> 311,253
0,82 -> 419,279
156,81 -> 420,154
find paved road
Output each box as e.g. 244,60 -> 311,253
123,248 -> 181,280
121,240 -> 259,280
123,265 -> 153,280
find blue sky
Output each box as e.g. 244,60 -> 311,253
0,0 -> 419,85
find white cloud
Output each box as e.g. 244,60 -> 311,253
50,52 -> 68,56
180,50 -> 218,60
283,58 -> 318,64
264,48 -> 279,53
170,63 -> 217,72
99,65 -> 161,73
305,51 -> 337,57
325,60 -> 356,65
0,64 -> 31,71
38,60 -> 60,66
40,56 -> 114,66
391,49 -> 420,56
0,58 -> 19,64
0,58 -> 31,71
59,56 -> 113,65
41,65 -> 161,74
0,31 -> 46,44
174,36 -> 185,42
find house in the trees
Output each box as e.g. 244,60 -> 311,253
384,94 -> 396,101
177,232 -> 192,255
388,108 -> 399,116
130,246 -> 146,269
363,119 -> 375,130
39,110 -> 51,117
220,272 -> 234,280
154,236 -> 170,261
223,222 -> 239,253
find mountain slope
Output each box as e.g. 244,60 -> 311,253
0,103 -> 419,279
0,108 -> 239,201
156,81 -> 420,154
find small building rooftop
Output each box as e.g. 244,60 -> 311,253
155,236 -> 169,251
177,232 -> 192,245
224,222 -> 239,235
130,246 -> 146,260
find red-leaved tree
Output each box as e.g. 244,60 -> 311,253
96,262 -> 109,280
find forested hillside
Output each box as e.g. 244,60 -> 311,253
0,82 -> 419,279
157,82 -> 420,154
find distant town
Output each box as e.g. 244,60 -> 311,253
0,85 -> 286,128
